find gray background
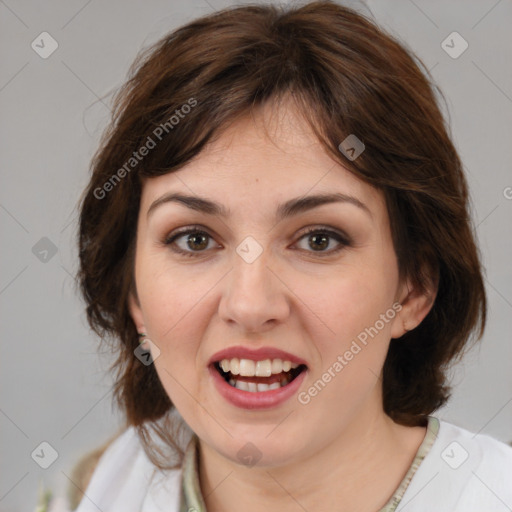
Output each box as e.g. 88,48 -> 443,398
1,0 -> 511,510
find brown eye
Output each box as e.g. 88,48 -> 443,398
295,227 -> 350,255
164,225 -> 350,259
308,232 -> 329,251
184,232 -> 209,251
165,228 -> 218,257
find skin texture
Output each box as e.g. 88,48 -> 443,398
128,96 -> 437,512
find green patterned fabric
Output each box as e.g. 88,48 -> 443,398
180,416 -> 440,512
179,433 -> 206,512
379,417 -> 439,511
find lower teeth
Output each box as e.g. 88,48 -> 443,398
228,378 -> 290,392
215,362 -> 305,393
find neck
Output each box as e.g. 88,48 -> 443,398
197,399 -> 427,512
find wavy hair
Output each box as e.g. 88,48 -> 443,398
77,0 -> 487,470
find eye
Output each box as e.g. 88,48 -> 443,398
294,226 -> 350,255
164,226 -> 219,257
163,225 -> 350,258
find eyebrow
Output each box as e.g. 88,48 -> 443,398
147,191 -> 372,221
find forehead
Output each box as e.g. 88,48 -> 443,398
140,97 -> 385,220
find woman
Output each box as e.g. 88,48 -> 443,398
49,1 -> 512,511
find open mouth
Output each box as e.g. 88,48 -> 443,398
213,358 -> 308,393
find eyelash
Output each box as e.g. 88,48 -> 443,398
163,225 -> 350,258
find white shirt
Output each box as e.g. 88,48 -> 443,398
48,417 -> 512,512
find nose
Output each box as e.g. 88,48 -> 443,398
218,243 -> 290,333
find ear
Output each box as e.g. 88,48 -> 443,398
128,291 -> 146,335
390,270 -> 438,339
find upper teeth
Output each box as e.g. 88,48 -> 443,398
219,358 -> 299,377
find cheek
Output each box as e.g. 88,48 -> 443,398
139,270 -> 209,413
300,265 -> 397,374
296,275 -> 396,421
136,253 -> 203,339
135,270 -> 202,389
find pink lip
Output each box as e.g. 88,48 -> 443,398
208,364 -> 308,410
208,346 -> 308,366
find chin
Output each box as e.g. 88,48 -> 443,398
204,428 -> 309,469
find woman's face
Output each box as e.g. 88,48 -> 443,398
129,98 -> 418,467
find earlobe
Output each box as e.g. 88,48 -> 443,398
391,274 -> 438,339
127,292 -> 146,334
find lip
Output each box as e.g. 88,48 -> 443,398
209,363 -> 308,410
208,346 -> 308,366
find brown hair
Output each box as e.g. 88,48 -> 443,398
77,0 -> 486,469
